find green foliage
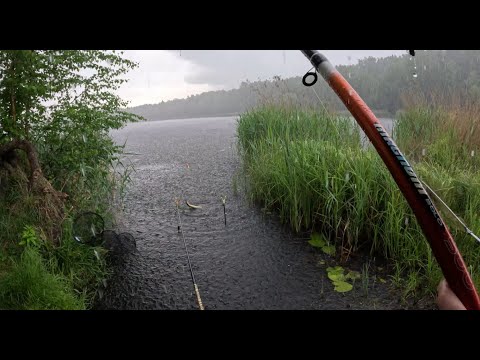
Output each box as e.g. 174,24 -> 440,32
0,50 -> 141,192
322,245 -> 336,256
237,105 -> 480,298
326,266 -> 357,293
308,232 -> 336,256
308,232 -> 326,248
0,50 -> 139,309
19,225 -> 40,248
0,246 -> 84,310
0,51 -> 141,211
0,185 -> 110,309
0,51 -> 139,140
46,217 -> 109,305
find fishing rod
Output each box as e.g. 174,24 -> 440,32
300,50 -> 480,309
175,199 -> 205,310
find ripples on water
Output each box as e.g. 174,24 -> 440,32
95,116 -> 412,310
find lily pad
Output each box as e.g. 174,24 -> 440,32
327,266 -> 355,293
327,266 -> 346,281
322,245 -> 336,256
327,266 -> 344,274
328,273 -> 345,282
308,232 -> 326,248
333,280 -> 353,293
345,271 -> 361,280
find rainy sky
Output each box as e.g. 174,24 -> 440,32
117,50 -> 407,107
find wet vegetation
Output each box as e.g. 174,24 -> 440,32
0,51 -> 141,309
237,100 -> 480,301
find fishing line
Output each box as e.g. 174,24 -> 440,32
305,72 -> 341,142
302,66 -> 331,116
311,84 -> 330,115
175,199 -> 205,310
422,180 -> 480,244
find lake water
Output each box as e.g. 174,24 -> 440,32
95,115 -> 417,310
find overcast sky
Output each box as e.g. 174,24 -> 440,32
117,50 -> 407,107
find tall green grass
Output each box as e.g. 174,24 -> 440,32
0,178 -> 110,309
0,142 -> 124,309
0,246 -> 85,310
237,104 -> 480,299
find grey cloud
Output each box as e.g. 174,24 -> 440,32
168,50 -> 407,88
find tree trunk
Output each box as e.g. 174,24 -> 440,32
0,139 -> 67,244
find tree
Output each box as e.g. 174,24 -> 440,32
0,50 -> 142,243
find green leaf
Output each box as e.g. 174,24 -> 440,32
327,266 -> 346,281
327,266 -> 355,292
322,245 -> 336,256
333,281 -> 353,293
308,232 -> 326,248
326,266 -> 344,275
345,271 -> 361,280
328,273 -> 345,282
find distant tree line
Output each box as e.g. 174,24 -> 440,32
127,50 -> 480,120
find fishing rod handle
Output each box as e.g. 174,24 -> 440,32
301,50 -> 480,310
